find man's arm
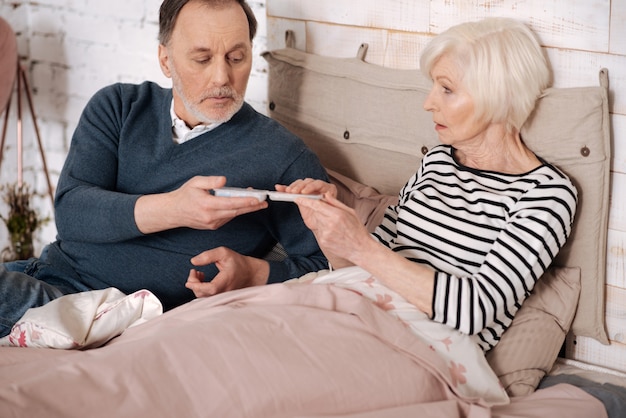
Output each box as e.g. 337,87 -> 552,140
264,149 -> 330,282
54,85 -> 142,243
134,176 -> 267,234
55,84 -> 267,243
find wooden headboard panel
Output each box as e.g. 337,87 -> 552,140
263,43 -> 611,344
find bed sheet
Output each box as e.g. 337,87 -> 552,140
0,280 -> 607,418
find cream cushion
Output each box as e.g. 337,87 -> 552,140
485,267 -> 581,396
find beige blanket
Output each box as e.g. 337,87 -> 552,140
0,283 -> 606,418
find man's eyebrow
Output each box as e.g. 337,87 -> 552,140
228,42 -> 250,51
188,46 -> 212,55
190,42 -> 250,54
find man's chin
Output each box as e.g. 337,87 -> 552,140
194,106 -> 237,124
207,102 -> 243,123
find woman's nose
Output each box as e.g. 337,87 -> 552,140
423,91 -> 435,112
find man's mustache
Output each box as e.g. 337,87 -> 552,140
201,87 -> 236,101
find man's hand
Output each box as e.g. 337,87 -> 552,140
185,247 -> 270,297
135,176 -> 268,234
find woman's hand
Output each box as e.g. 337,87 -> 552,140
275,178 -> 337,199
293,193 -> 373,268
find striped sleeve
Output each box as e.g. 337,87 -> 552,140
431,171 -> 577,350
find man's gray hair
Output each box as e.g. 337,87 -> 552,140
158,0 -> 257,45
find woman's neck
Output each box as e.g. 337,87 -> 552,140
454,125 -> 541,174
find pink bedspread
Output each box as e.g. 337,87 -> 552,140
0,283 -> 606,418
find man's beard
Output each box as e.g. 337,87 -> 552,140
171,66 -> 244,125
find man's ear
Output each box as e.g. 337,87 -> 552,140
158,44 -> 172,78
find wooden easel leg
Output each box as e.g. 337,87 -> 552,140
0,64 -> 55,206
19,66 -> 55,205
16,63 -> 23,187
0,91 -> 12,167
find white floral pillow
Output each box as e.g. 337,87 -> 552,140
310,266 -> 509,405
0,288 -> 162,349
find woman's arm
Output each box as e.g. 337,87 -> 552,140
295,194 -> 436,316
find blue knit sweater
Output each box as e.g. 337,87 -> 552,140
48,82 -> 328,309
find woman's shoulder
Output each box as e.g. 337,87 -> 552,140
531,161 -> 577,195
420,144 -> 455,168
424,144 -> 452,158
521,162 -> 578,222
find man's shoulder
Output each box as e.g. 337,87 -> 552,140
84,81 -> 171,119
76,82 -> 171,132
94,81 -> 170,100
232,103 -> 303,143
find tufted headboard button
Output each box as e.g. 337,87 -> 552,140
581,146 -> 590,157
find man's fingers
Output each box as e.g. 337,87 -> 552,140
190,175 -> 227,190
185,280 -> 217,297
187,269 -> 205,282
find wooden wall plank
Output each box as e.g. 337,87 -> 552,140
607,229 -> 626,289
610,172 -> 626,232
429,0 -> 610,52
613,114 -> 626,175
384,31 -> 431,70
268,0 -> 430,32
567,285 -> 626,372
606,285 -> 626,346
546,48 -> 626,115
267,20 -> 430,70
566,286 -> 626,372
266,17 -> 307,51
305,22 -> 389,65
566,334 -> 626,373
611,0 -> 626,55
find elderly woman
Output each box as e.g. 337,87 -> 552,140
281,17 -> 577,352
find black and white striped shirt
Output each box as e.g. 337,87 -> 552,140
373,145 -> 577,351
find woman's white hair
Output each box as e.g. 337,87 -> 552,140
420,17 -> 551,133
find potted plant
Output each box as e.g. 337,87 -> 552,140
0,182 -> 48,261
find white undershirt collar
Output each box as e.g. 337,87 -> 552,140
170,100 -> 221,143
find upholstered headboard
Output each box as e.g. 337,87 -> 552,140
262,41 -> 611,345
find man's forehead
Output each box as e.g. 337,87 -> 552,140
173,1 -> 250,40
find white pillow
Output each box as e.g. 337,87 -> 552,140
0,288 -> 162,349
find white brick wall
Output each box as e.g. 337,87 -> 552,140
0,0 -> 268,252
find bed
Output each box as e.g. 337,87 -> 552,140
0,37 -> 624,418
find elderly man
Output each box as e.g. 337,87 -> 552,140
0,0 -> 328,337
